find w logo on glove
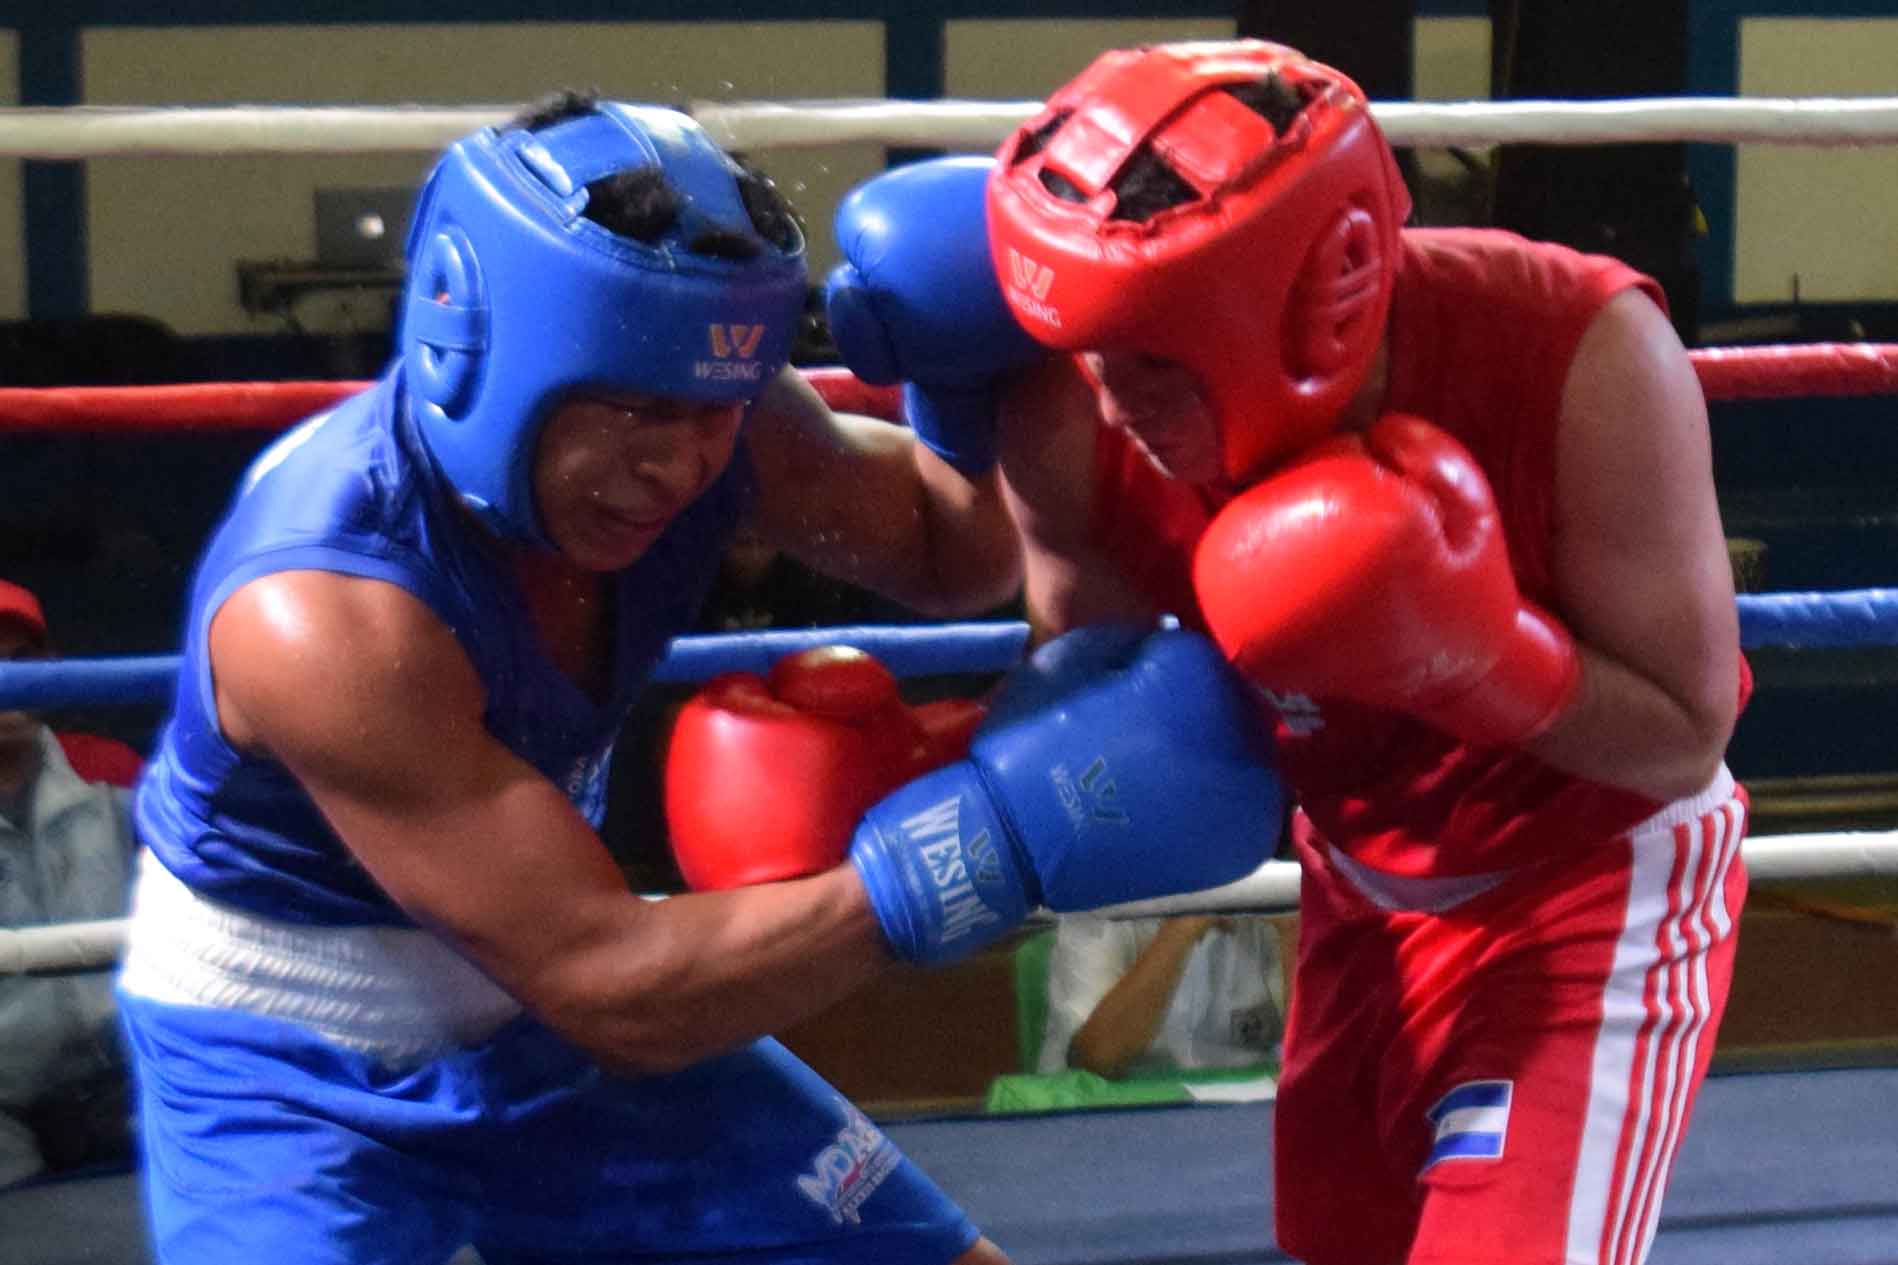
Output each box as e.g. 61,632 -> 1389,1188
1052,756 -> 1130,827
850,626 -> 1284,964
967,830 -> 1004,886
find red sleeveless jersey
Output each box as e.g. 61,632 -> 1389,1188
1091,227 -> 1708,876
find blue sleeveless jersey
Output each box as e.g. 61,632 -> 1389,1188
135,370 -> 747,926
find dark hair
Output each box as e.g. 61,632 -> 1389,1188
1031,72 -> 1318,224
1107,153 -> 1200,223
581,168 -> 687,245
732,162 -> 802,254
505,90 -> 800,255
1227,73 -> 1311,136
507,88 -> 603,134
1014,110 -> 1071,162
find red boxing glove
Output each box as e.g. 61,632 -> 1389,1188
1193,414 -> 1581,746
665,646 -> 986,890
909,698 -> 989,774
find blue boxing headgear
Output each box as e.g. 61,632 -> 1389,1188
400,102 -> 808,544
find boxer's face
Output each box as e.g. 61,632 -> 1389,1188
534,392 -> 745,572
1081,351 -> 1223,484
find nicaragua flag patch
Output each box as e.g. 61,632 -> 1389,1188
1421,1079 -> 1513,1172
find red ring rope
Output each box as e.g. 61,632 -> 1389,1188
1690,342 -> 1898,401
0,347 -> 1888,435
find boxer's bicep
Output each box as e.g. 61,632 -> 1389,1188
1000,359 -> 1160,638
746,367 -> 1022,615
209,571 -> 636,998
1553,289 -> 1738,742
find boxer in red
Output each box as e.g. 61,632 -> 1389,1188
830,38 -> 1751,1265
994,42 -> 1750,1265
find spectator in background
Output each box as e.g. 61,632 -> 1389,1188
0,582 -> 144,790
0,578 -> 139,1187
52,727 -> 144,794
1039,913 -> 1293,1080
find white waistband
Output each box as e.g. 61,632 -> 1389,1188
118,852 -> 522,1065
1324,849 -> 1511,914
1630,763 -> 1737,835
1327,765 -> 1741,914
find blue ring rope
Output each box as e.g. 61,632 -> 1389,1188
1,590 -> 1893,710
1735,587 -> 1898,650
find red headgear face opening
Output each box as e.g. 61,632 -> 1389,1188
988,40 -> 1412,482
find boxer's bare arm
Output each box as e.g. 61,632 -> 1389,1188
997,358 -> 1162,638
210,570 -> 893,1076
1528,289 -> 1740,800
744,366 -> 1023,617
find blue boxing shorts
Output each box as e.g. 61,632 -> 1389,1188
118,994 -> 980,1265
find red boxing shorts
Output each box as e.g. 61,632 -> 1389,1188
1274,769 -> 1748,1265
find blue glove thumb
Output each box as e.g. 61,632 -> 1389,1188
982,623 -> 1156,731
822,261 -> 901,386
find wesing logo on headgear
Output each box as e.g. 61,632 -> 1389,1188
1004,248 -> 1061,329
695,323 -> 769,382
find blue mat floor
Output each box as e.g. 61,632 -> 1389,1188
4,1067 -> 1894,1264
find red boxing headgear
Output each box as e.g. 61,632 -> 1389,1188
988,41 -> 1412,482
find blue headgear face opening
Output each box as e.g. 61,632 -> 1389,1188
399,102 -> 807,545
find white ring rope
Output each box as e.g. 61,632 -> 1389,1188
697,95 -> 1898,152
5,832 -> 1893,976
5,95 -> 1898,158
1093,829 -> 1898,920
0,104 -> 516,159
0,918 -> 127,978
1365,96 -> 1898,150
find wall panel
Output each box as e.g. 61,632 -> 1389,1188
943,16 -> 1236,100
82,21 -> 884,334
1735,17 -> 1898,304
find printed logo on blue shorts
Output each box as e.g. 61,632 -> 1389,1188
1421,1079 -> 1513,1172
796,1099 -> 899,1225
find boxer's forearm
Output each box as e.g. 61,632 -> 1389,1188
1523,644 -> 1735,803
526,866 -> 893,1077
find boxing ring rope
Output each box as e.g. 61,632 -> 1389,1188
2,93 -> 1896,979
1075,829 -> 1898,929
4,596 -> 1898,713
699,94 -> 1898,152
6,95 -> 1898,158
1,350 -> 1893,700
2,340 -> 1895,429
5,838 -> 1897,977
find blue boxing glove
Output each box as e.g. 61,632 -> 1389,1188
849,626 -> 1284,965
826,155 -> 1043,477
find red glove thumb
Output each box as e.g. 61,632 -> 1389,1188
1365,414 -> 1496,560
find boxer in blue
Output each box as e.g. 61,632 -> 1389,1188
118,94 -> 1282,1264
